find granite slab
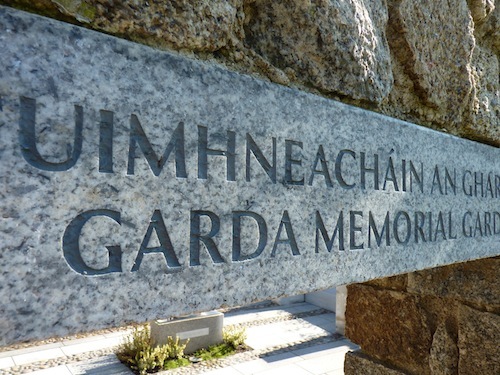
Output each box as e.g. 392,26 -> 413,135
0,6 -> 499,345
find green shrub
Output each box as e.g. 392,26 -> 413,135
117,324 -> 247,374
165,336 -> 187,359
223,326 -> 247,349
197,343 -> 235,360
116,325 -> 189,375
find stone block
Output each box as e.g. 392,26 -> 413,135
150,311 -> 223,355
0,6 -> 498,345
344,350 -> 409,375
244,0 -> 393,102
458,304 -> 500,374
429,322 -> 458,375
345,285 -> 432,375
1,0 -> 243,52
364,274 -> 408,291
408,256 -> 500,313
387,0 -> 475,125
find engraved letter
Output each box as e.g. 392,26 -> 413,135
349,211 -> 364,250
190,210 -> 225,266
232,211 -> 268,261
308,145 -> 333,187
462,211 -> 473,237
19,96 -> 83,171
335,149 -> 356,189
128,118 -> 187,177
360,153 -> 379,190
382,157 -> 399,191
414,211 -> 427,243
462,171 -> 473,196
99,110 -> 114,173
393,211 -> 411,245
474,172 -> 484,198
131,210 -> 182,272
431,166 -> 443,195
284,140 -> 304,185
445,168 -> 457,195
433,211 -> 447,241
368,211 -> 390,248
246,134 -> 276,183
271,210 -> 300,256
62,210 -> 121,275
198,126 -> 236,181
315,211 -> 344,252
494,212 -> 500,235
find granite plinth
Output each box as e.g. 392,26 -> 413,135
0,6 -> 499,345
150,312 -> 224,354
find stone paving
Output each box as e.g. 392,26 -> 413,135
0,302 -> 357,375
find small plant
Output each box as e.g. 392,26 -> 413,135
165,336 -> 186,359
223,326 -> 247,349
116,324 -> 247,373
117,325 -> 150,364
116,325 -> 189,374
196,343 -> 235,360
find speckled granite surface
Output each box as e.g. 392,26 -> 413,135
0,6 -> 498,345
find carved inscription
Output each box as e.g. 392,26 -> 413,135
2,6 -> 499,345
18,97 -> 500,276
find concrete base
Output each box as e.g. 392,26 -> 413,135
150,311 -> 223,354
305,288 -> 336,311
335,285 -> 348,335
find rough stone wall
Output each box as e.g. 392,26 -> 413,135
1,1 -> 499,373
2,0 -> 499,145
345,257 -> 500,374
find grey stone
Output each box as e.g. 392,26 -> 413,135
407,256 -> 500,313
244,0 -> 393,102
0,6 -> 499,345
457,304 -> 500,374
388,0 -> 475,125
429,323 -> 458,375
150,311 -> 223,354
344,350 -> 408,375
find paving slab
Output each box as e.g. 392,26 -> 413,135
0,343 -> 63,359
61,336 -> 123,356
12,347 -> 66,366
67,354 -> 132,374
323,370 -> 345,375
290,340 -> 358,360
30,365 -> 73,375
254,363 -> 313,375
231,358 -> 276,375
261,351 -> 303,365
201,366 -> 245,375
0,357 -> 15,370
61,335 -> 108,346
296,351 -> 349,374
224,303 -> 321,326
304,313 -> 336,325
232,352 -> 306,375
